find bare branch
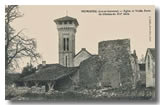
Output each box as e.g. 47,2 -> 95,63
8,29 -> 25,42
5,5 -> 41,72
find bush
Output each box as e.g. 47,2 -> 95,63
5,86 -> 17,100
9,87 -> 155,101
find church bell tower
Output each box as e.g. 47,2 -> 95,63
54,16 -> 79,67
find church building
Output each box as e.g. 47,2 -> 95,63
54,16 -> 92,67
20,15 -> 139,92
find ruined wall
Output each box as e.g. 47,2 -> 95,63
101,65 -> 120,88
78,55 -> 103,88
98,39 -> 133,88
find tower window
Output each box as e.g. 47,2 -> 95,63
66,56 -> 68,67
67,38 -> 69,51
64,21 -> 67,24
63,38 -> 69,51
148,55 -> 150,70
63,38 -> 66,51
69,21 -> 72,24
59,21 -> 62,25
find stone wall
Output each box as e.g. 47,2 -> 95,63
78,39 -> 134,89
98,39 -> 133,88
78,55 -> 103,88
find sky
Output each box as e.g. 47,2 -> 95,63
11,5 -> 155,72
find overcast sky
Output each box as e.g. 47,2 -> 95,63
11,5 -> 155,71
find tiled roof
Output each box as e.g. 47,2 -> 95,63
54,16 -> 79,26
21,64 -> 78,81
74,48 -> 92,58
145,48 -> 155,61
149,48 -> 155,61
6,73 -> 21,84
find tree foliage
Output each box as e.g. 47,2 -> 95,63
5,5 -> 40,72
21,63 -> 37,78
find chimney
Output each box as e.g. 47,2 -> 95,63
82,48 -> 86,50
42,61 -> 46,67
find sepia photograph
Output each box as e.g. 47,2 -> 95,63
5,5 -> 155,101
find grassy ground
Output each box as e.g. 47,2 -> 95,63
9,87 -> 155,101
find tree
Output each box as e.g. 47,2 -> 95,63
5,5 -> 40,73
21,63 -> 37,78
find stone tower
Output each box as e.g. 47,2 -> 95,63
54,16 -> 79,67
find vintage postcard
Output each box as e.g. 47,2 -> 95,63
5,5 -> 155,101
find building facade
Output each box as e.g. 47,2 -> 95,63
138,63 -> 146,86
145,48 -> 155,87
74,48 -> 92,67
54,16 -> 79,67
54,16 -> 92,67
130,50 -> 140,88
98,39 -> 133,88
17,15 -> 155,94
